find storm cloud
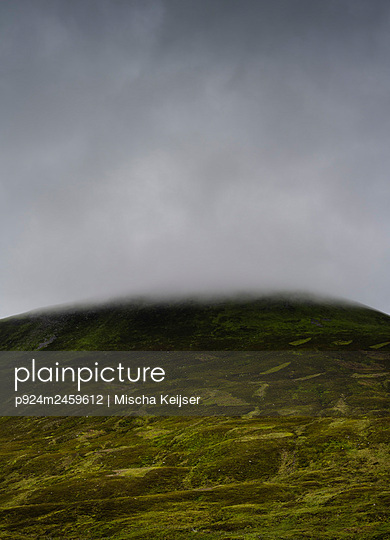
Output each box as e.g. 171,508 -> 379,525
1,0 -> 390,318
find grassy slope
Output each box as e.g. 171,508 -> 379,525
0,295 -> 389,539
1,295 -> 390,351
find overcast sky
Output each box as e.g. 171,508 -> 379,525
1,0 -> 390,318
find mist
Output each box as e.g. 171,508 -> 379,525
1,0 -> 390,318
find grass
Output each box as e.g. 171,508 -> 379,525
0,293 -> 389,538
0,416 -> 389,538
0,294 -> 389,352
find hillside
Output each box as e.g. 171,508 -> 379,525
1,294 -> 390,351
0,294 -> 389,539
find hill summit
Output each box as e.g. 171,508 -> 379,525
0,293 -> 389,351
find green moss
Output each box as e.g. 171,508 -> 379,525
369,341 -> 390,349
289,337 -> 313,346
0,416 -> 388,538
1,295 -> 389,351
0,295 -> 389,537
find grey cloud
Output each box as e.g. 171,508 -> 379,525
1,0 -> 390,317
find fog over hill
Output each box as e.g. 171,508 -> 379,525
1,0 -> 390,318
1,292 -> 389,351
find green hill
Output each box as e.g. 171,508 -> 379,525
1,294 -> 389,351
0,294 -> 389,539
